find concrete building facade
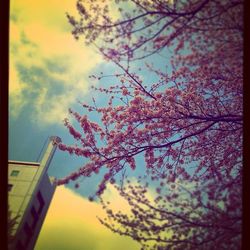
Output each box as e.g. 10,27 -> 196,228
8,136 -> 61,250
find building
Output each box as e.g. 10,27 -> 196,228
8,136 -> 61,250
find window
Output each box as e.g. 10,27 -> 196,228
37,191 -> 45,214
30,206 -> 39,229
8,184 -> 13,191
23,222 -> 33,246
10,170 -> 20,177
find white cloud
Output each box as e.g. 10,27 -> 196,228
9,0 -> 103,126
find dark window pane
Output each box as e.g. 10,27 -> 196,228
30,206 -> 39,229
8,184 -> 13,191
24,222 -> 33,246
37,191 -> 45,214
10,170 -> 19,177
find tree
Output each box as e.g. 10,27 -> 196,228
98,175 -> 241,249
54,0 -> 243,249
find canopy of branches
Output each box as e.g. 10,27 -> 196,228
55,0 -> 243,249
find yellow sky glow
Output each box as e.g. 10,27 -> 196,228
35,186 -> 140,250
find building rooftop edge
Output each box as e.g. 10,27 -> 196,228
8,160 -> 40,166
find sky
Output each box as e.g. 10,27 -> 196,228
9,0 -> 140,249
35,186 -> 140,250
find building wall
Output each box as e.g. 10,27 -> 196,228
8,136 -> 60,250
11,174 -> 56,250
9,162 -> 41,235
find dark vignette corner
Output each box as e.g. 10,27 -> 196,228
0,0 -> 10,249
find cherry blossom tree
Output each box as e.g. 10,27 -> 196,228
66,0 -> 242,62
54,0 -> 243,248
98,176 -> 241,249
